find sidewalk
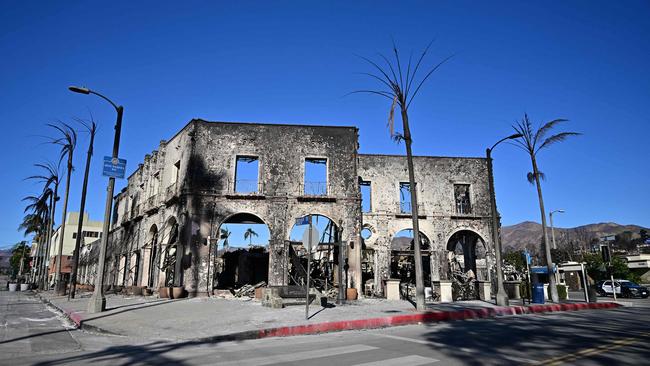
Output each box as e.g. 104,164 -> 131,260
35,290 -> 621,342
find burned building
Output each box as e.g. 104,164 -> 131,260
78,119 -> 496,301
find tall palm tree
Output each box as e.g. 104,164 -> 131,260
353,42 -> 452,310
511,114 -> 580,303
48,122 -> 77,293
244,228 -> 258,246
69,118 -> 97,299
27,162 -> 60,289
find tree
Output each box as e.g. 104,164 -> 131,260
354,42 -> 451,310
69,118 -> 97,299
503,250 -> 527,273
244,228 -> 258,246
48,122 -> 77,292
26,162 -> 60,289
19,190 -> 50,283
220,227 -> 231,249
9,241 -> 30,279
511,115 -> 580,302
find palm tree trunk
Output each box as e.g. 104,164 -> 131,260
42,185 -> 57,290
55,160 -> 73,293
532,156 -> 559,302
69,130 -> 95,299
401,108 -> 425,311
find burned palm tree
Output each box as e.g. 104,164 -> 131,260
25,161 -> 60,288
69,117 -> 97,299
353,42 -> 451,310
510,114 -> 580,302
48,122 -> 77,293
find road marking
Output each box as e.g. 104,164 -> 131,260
370,333 -> 445,347
537,332 -> 650,365
217,344 -> 378,366
352,355 -> 439,365
21,317 -> 57,322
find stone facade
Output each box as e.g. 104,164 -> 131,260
358,154 -> 494,297
78,119 -> 496,300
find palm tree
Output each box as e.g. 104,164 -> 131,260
26,162 -> 60,289
511,114 -> 580,303
21,189 -> 51,283
69,118 -> 97,299
353,42 -> 452,310
244,228 -> 258,246
48,122 -> 77,292
220,227 -> 231,250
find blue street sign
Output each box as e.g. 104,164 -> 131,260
102,156 -> 127,179
295,216 -> 309,226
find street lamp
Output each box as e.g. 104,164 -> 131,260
487,133 -> 522,306
549,209 -> 565,250
69,85 -> 123,313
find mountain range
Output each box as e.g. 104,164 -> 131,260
501,221 -> 648,252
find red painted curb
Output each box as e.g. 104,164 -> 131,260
257,302 -> 621,339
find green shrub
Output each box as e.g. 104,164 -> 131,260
556,284 -> 567,300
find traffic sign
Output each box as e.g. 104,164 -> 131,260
295,216 -> 310,226
102,156 -> 127,178
302,226 -> 320,253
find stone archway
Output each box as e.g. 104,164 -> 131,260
144,224 -> 159,288
214,212 -> 271,290
287,214 -> 340,290
446,229 -> 488,300
389,229 -> 432,286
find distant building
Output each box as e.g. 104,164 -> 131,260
46,212 -> 103,284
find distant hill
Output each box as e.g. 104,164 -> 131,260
501,221 -> 648,252
0,248 -> 12,273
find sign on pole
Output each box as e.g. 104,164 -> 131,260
295,216 -> 310,226
302,226 -> 320,253
102,157 -> 127,179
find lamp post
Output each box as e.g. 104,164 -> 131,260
549,209 -> 565,250
69,86 -> 123,313
487,133 -> 522,306
549,209 -> 565,285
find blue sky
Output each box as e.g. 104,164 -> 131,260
1,1 -> 649,248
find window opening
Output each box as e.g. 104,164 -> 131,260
399,182 -> 412,213
235,156 -> 259,193
454,184 -> 471,214
360,180 -> 371,212
304,158 -> 327,195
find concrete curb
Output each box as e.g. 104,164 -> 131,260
35,292 -> 123,336
33,292 -> 621,343
192,301 -> 621,343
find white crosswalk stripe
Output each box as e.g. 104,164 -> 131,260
352,355 -> 439,365
217,344 -> 378,366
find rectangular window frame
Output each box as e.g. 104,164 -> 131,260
303,157 -> 329,196
234,155 -> 260,194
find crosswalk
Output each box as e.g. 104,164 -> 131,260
216,343 -> 439,366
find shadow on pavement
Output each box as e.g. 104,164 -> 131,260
420,307 -> 650,365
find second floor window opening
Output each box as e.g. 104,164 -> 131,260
360,180 -> 371,212
235,156 -> 259,194
399,182 -> 412,213
454,184 -> 471,214
304,158 -> 328,195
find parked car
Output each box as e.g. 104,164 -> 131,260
596,280 -> 649,298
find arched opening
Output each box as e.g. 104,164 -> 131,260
158,217 -> 179,288
360,225 -> 375,296
390,229 -> 432,299
446,230 -> 487,300
287,214 -> 340,291
214,212 -> 270,290
146,224 -> 159,288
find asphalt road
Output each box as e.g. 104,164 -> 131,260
2,291 -> 649,365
